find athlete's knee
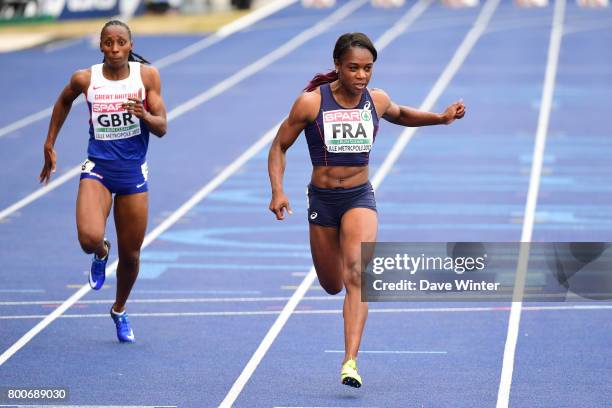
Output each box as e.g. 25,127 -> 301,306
315,269 -> 343,295
343,259 -> 362,288
118,249 -> 140,270
78,232 -> 104,254
321,282 -> 343,295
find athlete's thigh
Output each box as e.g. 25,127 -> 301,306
309,223 -> 343,293
113,192 -> 148,254
76,179 -> 113,236
339,208 -> 378,277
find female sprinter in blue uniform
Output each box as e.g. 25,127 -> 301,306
268,32 -> 465,387
39,20 -> 167,343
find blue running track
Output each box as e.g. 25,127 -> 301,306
1,0 -> 611,406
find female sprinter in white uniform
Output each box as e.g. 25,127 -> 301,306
40,20 -> 167,343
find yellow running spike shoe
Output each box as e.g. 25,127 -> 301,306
341,359 -> 362,388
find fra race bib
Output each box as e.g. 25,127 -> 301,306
322,102 -> 374,153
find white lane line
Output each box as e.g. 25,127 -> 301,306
6,291 -> 604,306
0,311 -> 281,319
0,289 -> 45,293
219,1 -> 505,406
0,166 -> 81,222
324,350 -> 447,354
135,289 -> 261,294
496,1 -> 566,407
0,0 -> 362,223
0,105 -> 53,139
0,296 -> 338,306
0,0 -> 367,368
374,0 -> 433,50
44,37 -> 86,53
0,0 -> 296,139
2,304 -> 611,320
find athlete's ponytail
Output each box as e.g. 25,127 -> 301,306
101,20 -> 150,65
129,51 -> 150,65
304,32 -> 376,92
304,70 -> 338,92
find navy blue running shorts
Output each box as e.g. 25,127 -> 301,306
307,181 -> 377,228
80,158 -> 148,196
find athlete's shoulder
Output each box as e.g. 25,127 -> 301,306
292,89 -> 320,122
139,63 -> 159,76
368,87 -> 390,102
368,88 -> 392,116
299,87 -> 322,103
69,68 -> 91,92
139,64 -> 160,80
139,64 -> 160,92
139,64 -> 160,87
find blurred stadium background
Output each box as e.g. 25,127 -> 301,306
0,0 -> 607,54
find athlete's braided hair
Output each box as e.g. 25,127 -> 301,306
101,20 -> 150,65
304,32 -> 377,92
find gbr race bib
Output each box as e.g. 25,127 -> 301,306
322,102 -> 374,153
91,89 -> 143,141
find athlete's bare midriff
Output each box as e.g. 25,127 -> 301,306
311,165 -> 369,189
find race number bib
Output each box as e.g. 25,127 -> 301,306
91,89 -> 143,141
322,102 -> 374,153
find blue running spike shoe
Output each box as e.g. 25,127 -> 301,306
89,239 -> 110,290
110,307 -> 135,343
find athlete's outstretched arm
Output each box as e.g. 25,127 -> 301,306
125,65 -> 167,137
40,70 -> 89,184
373,89 -> 466,127
268,92 -> 319,220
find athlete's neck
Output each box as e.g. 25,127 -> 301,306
330,81 -> 362,108
102,62 -> 130,81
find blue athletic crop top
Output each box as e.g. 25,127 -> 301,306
85,62 -> 150,163
304,83 -> 379,166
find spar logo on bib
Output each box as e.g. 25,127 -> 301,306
323,107 -> 374,153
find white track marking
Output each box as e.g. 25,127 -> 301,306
496,0 -> 566,407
